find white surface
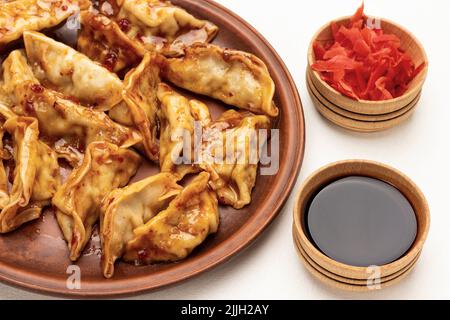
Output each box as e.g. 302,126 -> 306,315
1,0 -> 449,300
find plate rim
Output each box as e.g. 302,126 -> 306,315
0,0 -> 306,297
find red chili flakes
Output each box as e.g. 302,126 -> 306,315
30,84 -> 44,93
137,249 -> 148,262
117,18 -> 131,33
311,3 -> 425,101
103,51 -> 118,71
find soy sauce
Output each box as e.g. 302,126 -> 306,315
305,176 -> 417,267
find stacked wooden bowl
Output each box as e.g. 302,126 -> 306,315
307,17 -> 428,133
292,160 -> 430,291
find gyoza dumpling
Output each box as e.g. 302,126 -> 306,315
108,101 -> 134,126
123,172 -> 219,264
157,83 -> 209,178
0,102 -> 16,121
0,117 -> 39,233
100,172 -> 182,278
77,11 -> 145,73
0,85 -> 10,108
189,99 -> 212,127
1,50 -> 38,105
12,80 -> 141,166
0,0 -> 84,47
200,110 -> 271,209
33,143 -> 61,201
0,117 -> 60,233
0,127 -> 9,209
110,0 -> 218,56
23,31 -> 124,110
161,44 -> 279,117
121,52 -> 161,161
53,141 -> 142,261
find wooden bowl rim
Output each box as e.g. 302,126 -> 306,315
306,69 -> 421,121
294,229 -> 419,292
293,225 -> 421,284
293,160 -> 430,278
307,15 -> 429,106
307,78 -> 419,133
0,0 -> 306,297
306,71 -> 421,124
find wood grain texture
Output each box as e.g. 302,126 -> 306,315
293,160 -> 430,281
293,225 -> 421,286
293,230 -> 420,292
307,16 -> 428,115
307,77 -> 419,132
307,70 -> 420,122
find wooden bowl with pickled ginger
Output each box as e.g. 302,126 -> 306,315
307,15 -> 428,116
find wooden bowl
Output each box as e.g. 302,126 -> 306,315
306,69 -> 420,122
293,160 -> 430,281
293,225 -> 421,286
307,16 -> 428,115
307,78 -> 420,132
294,231 -> 420,292
0,0 -> 305,297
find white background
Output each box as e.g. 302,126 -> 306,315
1,0 -> 449,300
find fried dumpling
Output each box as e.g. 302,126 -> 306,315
1,50 -> 38,104
0,127 -> 9,209
123,172 -> 219,264
0,117 -> 60,233
77,11 -> 145,73
13,81 -> 141,166
0,85 -> 10,108
0,117 -> 38,233
53,141 -> 142,261
200,110 -> 271,209
0,0 -> 83,47
157,83 -> 209,178
189,99 -> 212,127
100,172 -> 182,278
161,44 -> 279,117
0,101 -> 16,121
32,139 -> 61,202
122,52 -> 161,161
0,92 -> 12,209
113,0 -> 218,56
23,31 -> 124,110
108,101 -> 134,126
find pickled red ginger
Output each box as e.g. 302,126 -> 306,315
311,3 -> 425,101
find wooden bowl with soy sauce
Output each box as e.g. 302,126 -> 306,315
293,160 -> 430,291
307,16 -> 428,132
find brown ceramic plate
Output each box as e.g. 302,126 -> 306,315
0,0 -> 305,297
